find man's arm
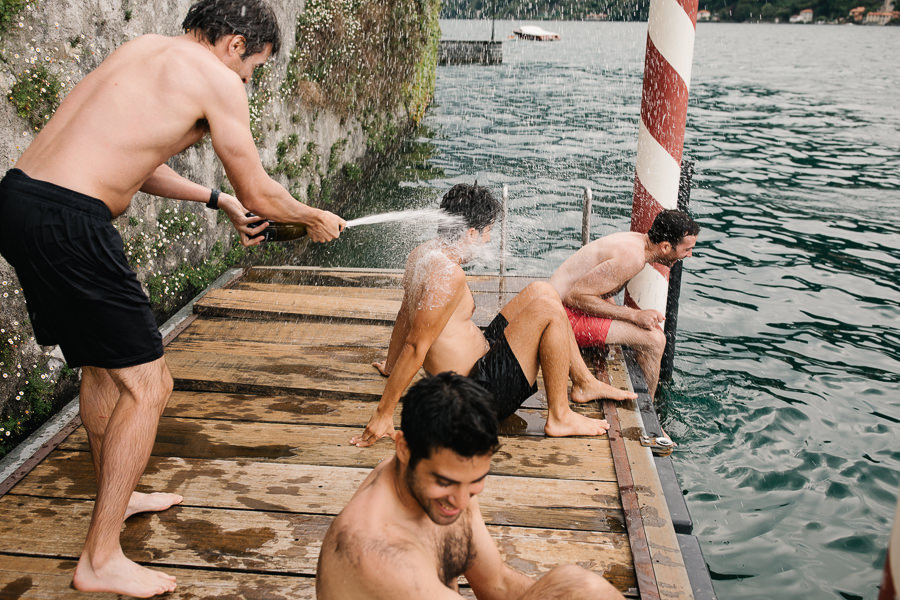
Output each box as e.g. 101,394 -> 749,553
564,260 -> 664,330
373,297 -> 412,377
200,70 -> 345,242
352,270 -> 468,447
464,501 -> 534,600
139,164 -> 265,246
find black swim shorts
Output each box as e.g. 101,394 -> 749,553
468,313 -> 538,421
0,169 -> 163,369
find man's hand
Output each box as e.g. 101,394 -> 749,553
351,412 -> 395,448
632,309 -> 665,330
306,208 -> 346,243
218,192 -> 267,247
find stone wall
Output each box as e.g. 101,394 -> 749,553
0,0 -> 440,453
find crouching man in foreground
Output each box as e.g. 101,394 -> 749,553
317,373 -> 625,600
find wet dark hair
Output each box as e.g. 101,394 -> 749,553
438,182 -> 501,240
401,372 -> 500,470
183,0 -> 281,57
647,209 -> 700,246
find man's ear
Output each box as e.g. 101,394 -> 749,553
228,34 -> 247,57
395,430 -> 410,466
463,227 -> 479,242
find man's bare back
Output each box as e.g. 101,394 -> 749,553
548,231 -> 649,311
17,35 -> 242,215
404,241 -> 489,376
15,31 -> 342,239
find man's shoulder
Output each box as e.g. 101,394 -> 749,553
405,245 -> 466,289
330,504 -> 423,568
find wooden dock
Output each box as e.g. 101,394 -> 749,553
0,266 -> 702,599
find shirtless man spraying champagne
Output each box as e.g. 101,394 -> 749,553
319,372 -> 626,600
0,1 -> 344,596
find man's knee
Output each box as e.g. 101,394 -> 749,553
118,359 -> 173,411
648,327 -> 666,355
524,280 -> 561,302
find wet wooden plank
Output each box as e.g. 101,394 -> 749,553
57,419 -> 616,481
604,348 -> 694,600
242,266 -> 538,294
232,282 -> 404,300
155,390 -> 600,439
10,452 -> 625,533
169,317 -> 393,349
165,343 -> 390,397
0,496 -> 636,592
191,286 -> 518,329
194,288 -> 403,323
0,555 -> 316,600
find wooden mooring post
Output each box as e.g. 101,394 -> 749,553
660,158 -> 695,382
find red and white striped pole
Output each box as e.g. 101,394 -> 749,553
626,0 -> 699,314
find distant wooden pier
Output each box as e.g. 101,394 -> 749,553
0,266 -> 712,599
438,40 -> 502,65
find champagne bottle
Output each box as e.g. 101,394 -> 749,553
246,213 -> 307,242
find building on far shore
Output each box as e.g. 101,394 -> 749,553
789,8 -> 814,22
584,12 -> 609,20
864,10 -> 899,23
697,9 -> 711,21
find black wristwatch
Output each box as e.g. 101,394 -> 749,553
206,188 -> 221,210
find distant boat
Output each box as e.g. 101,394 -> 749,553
512,25 -> 561,41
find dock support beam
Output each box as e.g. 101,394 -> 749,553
582,187 -> 592,246
659,158 -> 694,382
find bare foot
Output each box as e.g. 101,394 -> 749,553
125,491 -> 183,520
73,550 -> 176,597
372,360 -> 390,377
545,410 -> 610,437
571,378 -> 637,404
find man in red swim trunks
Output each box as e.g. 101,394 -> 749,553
549,210 -> 699,398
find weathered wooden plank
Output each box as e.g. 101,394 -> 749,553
169,317 -> 393,349
232,282 -> 404,300
0,555 -> 316,600
194,288 -> 403,322
165,344 -> 390,397
11,452 -> 625,532
242,265 -> 405,288
0,496 -> 636,592
604,348 -> 694,600
242,266 -> 538,294
191,286 -> 519,329
57,419 -> 616,481
154,391 -> 598,439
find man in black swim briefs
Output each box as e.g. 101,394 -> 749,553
351,183 -> 636,448
0,1 -> 346,596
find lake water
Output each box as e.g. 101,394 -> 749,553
297,20 -> 900,599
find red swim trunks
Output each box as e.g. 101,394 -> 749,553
564,305 -> 612,348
